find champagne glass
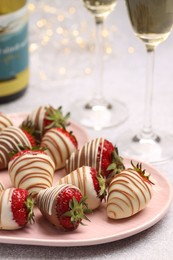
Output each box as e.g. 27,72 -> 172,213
69,0 -> 128,130
116,0 -> 173,163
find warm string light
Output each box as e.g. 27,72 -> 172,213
28,1 -> 134,81
28,2 -> 36,12
128,46 -> 135,54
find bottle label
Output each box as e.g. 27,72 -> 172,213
0,5 -> 28,96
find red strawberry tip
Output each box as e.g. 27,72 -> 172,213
22,129 -> 36,147
20,120 -> 37,146
11,189 -> 35,227
9,146 -> 47,161
69,130 -> 78,148
57,128 -> 78,148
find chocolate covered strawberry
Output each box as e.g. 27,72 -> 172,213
57,166 -> 106,210
0,126 -> 35,170
66,137 -> 125,181
0,187 -> 35,230
106,161 -> 153,219
21,105 -> 70,141
37,184 -> 90,231
8,149 -> 55,195
0,112 -> 13,132
41,128 -> 78,170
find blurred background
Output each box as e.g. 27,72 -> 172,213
1,0 -> 173,141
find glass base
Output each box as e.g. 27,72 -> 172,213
116,130 -> 173,164
69,98 -> 128,130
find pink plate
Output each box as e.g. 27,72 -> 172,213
0,113 -> 172,247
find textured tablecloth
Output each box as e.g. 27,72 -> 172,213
0,1 -> 173,259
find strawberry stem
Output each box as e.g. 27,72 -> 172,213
45,106 -> 70,130
130,161 -> 154,185
24,194 -> 35,224
97,174 -> 107,199
63,196 -> 91,226
106,146 -> 125,181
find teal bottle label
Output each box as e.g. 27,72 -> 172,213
0,5 -> 28,80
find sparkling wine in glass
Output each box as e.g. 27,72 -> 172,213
117,0 -> 173,163
69,0 -> 128,130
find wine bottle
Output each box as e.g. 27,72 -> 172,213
0,0 -> 29,103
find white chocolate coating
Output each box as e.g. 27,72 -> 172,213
107,169 -> 153,219
41,128 -> 77,170
0,182 -> 4,191
57,166 -> 101,210
0,113 -> 13,132
0,126 -> 32,170
8,153 -> 55,194
66,138 -> 105,174
0,188 -> 20,230
22,106 -> 46,137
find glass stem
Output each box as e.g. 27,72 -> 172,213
140,48 -> 156,139
94,21 -> 104,100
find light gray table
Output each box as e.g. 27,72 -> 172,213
0,1 -> 172,259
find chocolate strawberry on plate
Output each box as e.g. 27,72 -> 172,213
0,187 -> 35,230
21,105 -> 70,141
8,148 -> 55,195
37,184 -> 91,231
0,126 -> 36,170
106,162 -> 153,219
66,137 -> 125,182
41,128 -> 78,170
